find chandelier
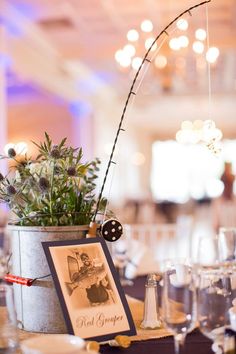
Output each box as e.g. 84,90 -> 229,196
114,18 -> 220,71
176,120 -> 222,154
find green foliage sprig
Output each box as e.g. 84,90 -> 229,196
0,133 -> 106,226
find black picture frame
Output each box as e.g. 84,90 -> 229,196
42,237 -> 136,341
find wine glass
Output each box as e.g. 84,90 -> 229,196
197,266 -> 236,354
196,230 -> 236,268
0,226 -> 19,353
112,238 -> 133,286
162,259 -> 197,354
196,234 -> 220,268
218,227 -> 236,263
0,281 -> 19,353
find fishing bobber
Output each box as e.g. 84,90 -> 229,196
100,219 -> 123,242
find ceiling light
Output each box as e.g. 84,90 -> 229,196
203,120 -> 215,130
115,49 -> 124,63
195,28 -> 207,41
202,120 -> 222,144
176,19 -> 188,31
192,41 -> 204,54
169,38 -> 181,51
177,119 -> 222,149
176,130 -> 199,144
202,127 -> 222,143
119,55 -> 131,68
123,44 -> 136,57
132,57 -> 142,70
206,47 -> 220,63
193,120 -> 204,129
127,29 -> 139,42
181,120 -> 193,130
141,19 -> 153,33
155,55 -> 167,69
145,37 -> 157,51
178,35 -> 189,48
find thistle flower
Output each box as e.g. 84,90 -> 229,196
7,185 -> 16,195
39,177 -> 49,192
54,165 -> 61,175
67,166 -> 76,176
8,148 -> 16,158
50,145 -> 60,159
0,133 -> 103,226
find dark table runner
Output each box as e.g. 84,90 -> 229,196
101,276 -> 213,354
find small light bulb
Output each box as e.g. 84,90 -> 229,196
203,120 -> 216,130
176,130 -> 184,143
115,49 -> 123,63
169,38 -> 181,51
181,120 -> 193,130
176,19 -> 188,31
192,41 -> 204,54
119,55 -> 131,68
145,37 -> 157,51
193,120 -> 203,130
206,47 -> 220,63
127,29 -> 139,42
123,44 -> 136,57
155,55 -> 167,69
132,57 -> 142,70
195,28 -> 207,41
178,35 -> 189,48
141,19 -> 153,33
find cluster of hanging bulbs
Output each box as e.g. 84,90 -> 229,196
169,19 -> 220,64
114,19 -> 156,70
176,120 -> 222,154
114,18 -> 220,70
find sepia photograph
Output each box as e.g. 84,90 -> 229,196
65,245 -> 116,309
42,237 -> 136,341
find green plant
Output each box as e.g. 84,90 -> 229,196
0,133 -> 106,226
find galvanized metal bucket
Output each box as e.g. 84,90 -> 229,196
8,224 -> 88,333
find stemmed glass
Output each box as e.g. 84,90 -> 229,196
0,226 -> 11,276
218,227 -> 236,263
196,229 -> 236,268
197,266 -> 236,354
0,226 -> 19,353
111,238 -> 133,286
162,259 -> 197,354
195,233 -> 236,354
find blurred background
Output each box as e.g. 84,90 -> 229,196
0,0 -> 236,235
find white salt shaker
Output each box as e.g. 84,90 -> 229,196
140,273 -> 161,329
